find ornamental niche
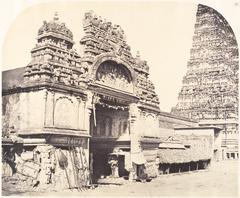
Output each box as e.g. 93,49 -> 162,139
96,61 -> 133,93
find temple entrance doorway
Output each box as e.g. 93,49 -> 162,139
89,58 -> 138,181
90,103 -> 130,180
92,148 -> 111,178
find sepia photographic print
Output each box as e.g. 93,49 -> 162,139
1,0 -> 239,197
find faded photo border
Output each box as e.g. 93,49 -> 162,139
0,0 -> 239,198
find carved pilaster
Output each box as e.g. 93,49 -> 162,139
44,90 -> 48,126
129,103 -> 141,153
84,107 -> 92,135
44,90 -> 55,127
52,92 -> 55,126
76,96 -> 82,130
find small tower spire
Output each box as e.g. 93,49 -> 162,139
136,51 -> 140,58
53,12 -> 59,21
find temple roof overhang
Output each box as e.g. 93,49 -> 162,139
89,82 -> 139,105
174,126 -> 223,132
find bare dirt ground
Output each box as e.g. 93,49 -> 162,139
2,160 -> 239,197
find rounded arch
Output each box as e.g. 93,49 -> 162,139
91,53 -> 136,85
96,60 -> 132,82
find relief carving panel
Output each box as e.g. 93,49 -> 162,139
96,61 -> 133,92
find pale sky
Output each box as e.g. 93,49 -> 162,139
0,0 -> 239,112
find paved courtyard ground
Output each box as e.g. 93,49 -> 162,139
2,160 -> 239,197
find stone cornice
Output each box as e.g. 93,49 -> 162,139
18,127 -> 90,138
2,80 -> 88,99
89,82 -> 139,104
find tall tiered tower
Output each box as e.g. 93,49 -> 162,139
171,4 -> 239,159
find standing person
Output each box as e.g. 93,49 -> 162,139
108,154 -> 119,178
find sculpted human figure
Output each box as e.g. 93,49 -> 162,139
108,155 -> 119,178
92,15 -> 100,26
85,10 -> 94,21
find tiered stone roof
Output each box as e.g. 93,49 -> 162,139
24,13 -> 88,88
38,12 -> 74,45
172,4 -> 238,134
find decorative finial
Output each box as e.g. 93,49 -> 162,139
136,51 -> 140,58
53,12 -> 59,21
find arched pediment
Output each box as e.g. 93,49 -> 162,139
91,54 -> 136,93
91,54 -> 136,81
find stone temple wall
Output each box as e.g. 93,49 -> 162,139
2,89 -> 88,137
159,112 -> 198,129
2,93 -> 21,137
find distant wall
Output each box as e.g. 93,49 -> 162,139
174,128 -> 222,161
138,110 -> 159,137
159,111 -> 198,130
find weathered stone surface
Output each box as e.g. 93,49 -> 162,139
171,4 -> 238,150
80,11 -> 160,109
24,13 -> 87,88
2,93 -> 21,137
2,9 -> 222,193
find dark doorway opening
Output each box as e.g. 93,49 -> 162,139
92,149 -> 111,179
118,155 -> 128,177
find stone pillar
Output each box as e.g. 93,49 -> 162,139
84,91 -> 94,133
129,103 -> 140,181
222,149 -> 225,160
77,97 -> 83,130
81,92 -> 93,174
129,103 -> 140,152
85,107 -> 92,135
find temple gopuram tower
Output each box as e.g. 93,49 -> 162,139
171,4 -> 239,160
